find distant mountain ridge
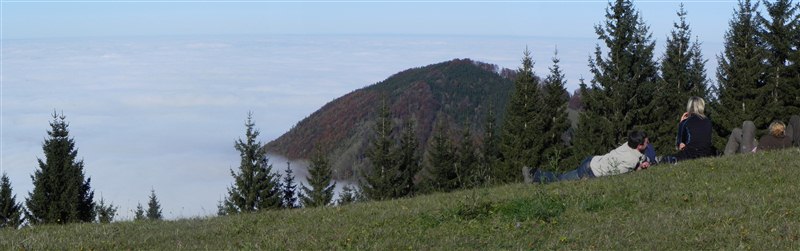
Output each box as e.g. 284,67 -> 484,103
265,58 -> 515,179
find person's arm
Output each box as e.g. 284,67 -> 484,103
635,161 -> 651,171
676,119 -> 688,150
680,112 -> 690,122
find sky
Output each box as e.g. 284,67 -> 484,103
1,0 -> 741,220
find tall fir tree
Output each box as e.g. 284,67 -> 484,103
281,162 -> 300,209
133,203 -> 146,221
147,189 -> 162,220
95,197 -> 117,223
394,118 -> 421,197
499,48 -> 543,183
26,111 -> 95,225
651,4 -> 710,153
540,50 -> 572,172
688,39 -> 710,100
426,117 -> 458,192
480,102 -> 500,185
714,0 -> 768,149
0,173 -> 23,228
223,112 -> 281,214
456,121 -> 479,189
574,0 -> 659,158
758,0 -> 799,120
362,100 -> 398,201
301,150 -> 336,207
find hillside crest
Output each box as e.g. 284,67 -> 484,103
265,58 -> 515,178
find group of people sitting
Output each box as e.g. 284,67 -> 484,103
524,96 -> 800,184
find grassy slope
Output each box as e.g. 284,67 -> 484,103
3,148 -> 799,249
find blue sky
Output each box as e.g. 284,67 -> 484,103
1,1 -> 741,219
4,1 -> 737,41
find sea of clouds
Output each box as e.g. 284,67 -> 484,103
1,34 -> 721,219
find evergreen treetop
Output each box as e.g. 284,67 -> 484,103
758,0 -> 799,119
223,112 -> 281,214
499,48 -> 543,183
301,150 -> 336,207
281,162 -> 300,209
575,0 -> 658,158
147,189 -> 163,220
650,4 -> 709,153
540,50 -> 572,172
26,111 -> 95,225
714,0 -> 768,142
134,203 -> 145,221
0,173 -> 23,228
95,197 -> 118,223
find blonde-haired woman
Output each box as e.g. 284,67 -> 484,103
757,121 -> 793,151
664,97 -> 714,163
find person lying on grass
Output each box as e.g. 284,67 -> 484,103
524,130 -> 651,184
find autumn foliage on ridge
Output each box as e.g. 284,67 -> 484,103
264,59 -> 514,179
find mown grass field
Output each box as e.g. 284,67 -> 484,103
2,148 -> 799,249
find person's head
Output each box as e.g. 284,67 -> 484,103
627,130 -> 649,151
769,120 -> 786,137
686,96 -> 706,118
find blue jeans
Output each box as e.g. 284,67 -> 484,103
534,157 -> 595,183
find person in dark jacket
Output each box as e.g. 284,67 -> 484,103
662,97 -> 714,163
757,120 -> 793,151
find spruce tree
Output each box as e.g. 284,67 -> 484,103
574,0 -> 659,157
499,48 -> 543,183
26,111 -> 95,225
95,197 -> 117,223
714,0 -> 768,148
480,102 -> 500,185
394,118 -> 421,197
426,117 -> 458,192
651,4 -> 709,153
362,100 -> 397,201
540,50 -> 572,172
456,121 -> 479,189
301,150 -> 336,207
337,185 -> 362,206
0,173 -> 23,228
281,162 -> 299,209
134,203 -> 145,221
223,112 -> 281,214
147,189 -> 162,220
758,0 -> 799,119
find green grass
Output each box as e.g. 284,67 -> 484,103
3,148 -> 800,249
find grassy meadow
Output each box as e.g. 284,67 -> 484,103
2,148 -> 799,249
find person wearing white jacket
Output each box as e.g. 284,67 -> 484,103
525,130 -> 651,183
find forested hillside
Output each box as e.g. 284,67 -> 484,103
265,59 -> 515,179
